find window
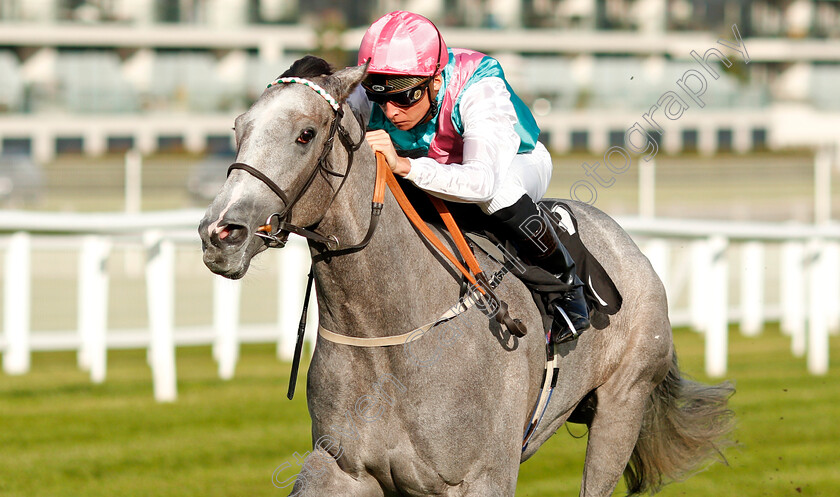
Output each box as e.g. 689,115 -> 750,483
571,130 -> 589,152
2,138 -> 31,156
108,136 -> 134,153
158,135 -> 184,152
717,129 -> 733,152
752,128 -> 767,150
681,129 -> 698,152
56,137 -> 84,154
207,135 -> 234,154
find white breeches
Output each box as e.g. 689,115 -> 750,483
478,141 -> 552,214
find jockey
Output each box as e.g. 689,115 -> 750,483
350,10 -> 590,341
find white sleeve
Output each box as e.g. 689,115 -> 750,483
347,84 -> 372,126
404,77 -> 521,203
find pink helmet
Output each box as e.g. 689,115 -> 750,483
358,11 -> 448,76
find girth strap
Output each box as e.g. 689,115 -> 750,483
318,289 -> 479,347
522,342 -> 560,452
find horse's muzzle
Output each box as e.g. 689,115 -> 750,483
198,217 -> 256,279
208,222 -> 249,249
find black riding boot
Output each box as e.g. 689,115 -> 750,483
491,195 -> 590,342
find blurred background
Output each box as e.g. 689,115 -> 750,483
0,0 -> 837,219
1,1 -> 839,496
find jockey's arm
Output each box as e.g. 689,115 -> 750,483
404,77 -> 521,203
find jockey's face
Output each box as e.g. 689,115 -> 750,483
380,75 -> 443,131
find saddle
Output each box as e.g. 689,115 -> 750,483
392,176 -> 622,334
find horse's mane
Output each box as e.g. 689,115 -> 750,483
279,56 -> 334,79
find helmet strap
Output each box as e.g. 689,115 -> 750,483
419,24 -> 444,125
418,81 -> 439,125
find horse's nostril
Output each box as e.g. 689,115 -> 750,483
218,223 -> 248,245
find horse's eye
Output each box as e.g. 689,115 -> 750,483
297,129 -> 315,144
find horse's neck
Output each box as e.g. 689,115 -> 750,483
311,147 -> 459,338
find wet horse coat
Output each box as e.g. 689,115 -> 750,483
198,59 -> 733,496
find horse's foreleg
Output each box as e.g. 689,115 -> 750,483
283,447 -> 383,497
578,383 -> 652,497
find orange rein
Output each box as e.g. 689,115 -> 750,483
377,152 -> 487,295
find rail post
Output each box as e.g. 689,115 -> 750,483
807,238 -> 829,375
213,275 -> 241,380
781,241 -> 806,356
276,237 -> 310,361
77,236 -> 111,383
144,231 -> 177,402
740,241 -> 765,336
690,239 -> 710,332
705,235 -> 729,378
2,232 -> 31,375
824,241 -> 840,335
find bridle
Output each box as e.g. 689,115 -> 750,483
227,76 -> 379,254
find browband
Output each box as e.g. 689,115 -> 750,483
266,77 -> 341,112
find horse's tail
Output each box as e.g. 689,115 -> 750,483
623,351 -> 735,495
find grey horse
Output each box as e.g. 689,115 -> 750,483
198,60 -> 733,496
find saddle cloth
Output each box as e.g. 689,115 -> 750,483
538,200 -> 622,316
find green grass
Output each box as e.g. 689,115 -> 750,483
518,325 -> 840,497
1,325 -> 839,496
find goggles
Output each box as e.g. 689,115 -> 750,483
362,75 -> 430,108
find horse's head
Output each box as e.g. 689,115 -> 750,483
198,58 -> 367,278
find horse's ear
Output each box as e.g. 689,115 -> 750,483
326,63 -> 368,103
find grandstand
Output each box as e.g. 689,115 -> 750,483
0,0 -> 838,162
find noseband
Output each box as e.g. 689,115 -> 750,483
227,77 -> 372,252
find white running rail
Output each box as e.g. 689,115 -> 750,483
1,209 -> 838,401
